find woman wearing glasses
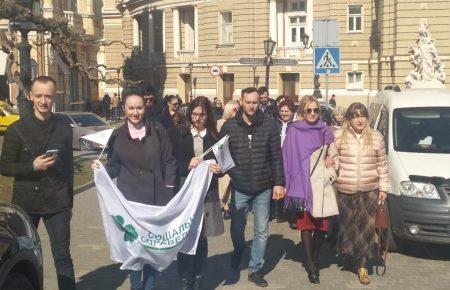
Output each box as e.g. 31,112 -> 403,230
334,102 -> 389,285
163,95 -> 185,128
283,95 -> 338,284
168,96 -> 224,290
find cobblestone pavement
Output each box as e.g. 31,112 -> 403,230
38,187 -> 450,290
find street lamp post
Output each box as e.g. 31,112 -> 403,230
300,33 -> 323,100
263,38 -> 276,89
10,0 -> 42,117
188,62 -> 194,103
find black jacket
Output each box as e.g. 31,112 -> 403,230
0,114 -> 73,215
106,120 -> 177,206
219,109 -> 285,195
167,126 -> 224,237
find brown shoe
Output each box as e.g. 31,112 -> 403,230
358,268 -> 370,285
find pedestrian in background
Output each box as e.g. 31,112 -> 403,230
216,100 -> 241,220
329,94 -> 337,107
111,93 -> 120,121
168,96 -> 224,290
93,91 -> 177,290
257,86 -> 278,120
163,95 -> 185,128
334,102 -> 389,285
283,95 -> 339,284
102,92 -> 111,120
332,106 -> 346,130
219,87 -> 285,288
0,76 -> 76,290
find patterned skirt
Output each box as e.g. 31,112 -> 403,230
336,190 -> 378,260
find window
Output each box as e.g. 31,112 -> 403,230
394,107 -> 450,153
220,12 -> 233,45
348,5 -> 363,32
291,0 -> 306,11
347,71 -> 363,90
288,16 -> 306,46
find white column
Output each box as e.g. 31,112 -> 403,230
269,0 -> 278,42
194,6 -> 199,56
173,8 -> 180,58
148,12 -> 155,55
306,0 -> 314,50
133,17 -> 140,47
276,0 -> 284,46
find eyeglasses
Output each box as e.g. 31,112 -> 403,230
170,102 -> 179,106
145,99 -> 153,103
305,108 -> 320,115
192,112 -> 207,119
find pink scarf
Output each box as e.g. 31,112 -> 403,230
127,120 -> 146,140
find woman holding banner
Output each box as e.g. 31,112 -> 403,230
92,92 -> 177,290
168,96 -> 225,290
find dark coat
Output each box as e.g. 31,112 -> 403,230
167,127 -> 224,237
219,109 -> 285,195
105,120 -> 177,206
0,114 -> 73,215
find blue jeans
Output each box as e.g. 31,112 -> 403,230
130,264 -> 158,290
230,188 -> 271,273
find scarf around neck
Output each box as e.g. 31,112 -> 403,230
282,119 -> 334,213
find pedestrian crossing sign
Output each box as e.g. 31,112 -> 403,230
314,47 -> 340,75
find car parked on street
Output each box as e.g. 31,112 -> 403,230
370,88 -> 450,251
0,203 -> 43,290
56,112 -> 113,151
0,101 -> 20,133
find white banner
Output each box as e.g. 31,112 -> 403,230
81,128 -> 114,147
94,161 -> 213,272
212,135 -> 235,173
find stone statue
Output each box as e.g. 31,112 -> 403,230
405,23 -> 446,88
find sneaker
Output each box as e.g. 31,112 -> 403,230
248,271 -> 268,287
230,249 -> 243,269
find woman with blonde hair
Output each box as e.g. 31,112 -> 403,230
283,95 -> 339,284
217,100 -> 241,219
332,106 -> 346,130
334,102 -> 389,285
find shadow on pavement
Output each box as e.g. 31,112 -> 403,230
398,242 -> 450,261
76,263 -> 127,290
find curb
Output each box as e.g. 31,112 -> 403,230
74,181 -> 95,195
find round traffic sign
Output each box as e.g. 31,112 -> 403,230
209,65 -> 221,77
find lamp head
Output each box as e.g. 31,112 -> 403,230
264,38 -> 276,56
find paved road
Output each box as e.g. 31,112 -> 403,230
38,187 -> 450,290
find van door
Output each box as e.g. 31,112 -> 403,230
369,102 -> 382,129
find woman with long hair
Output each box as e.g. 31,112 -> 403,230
334,102 -> 389,285
217,100 -> 241,219
168,96 -> 225,290
283,95 -> 338,284
92,92 -> 177,290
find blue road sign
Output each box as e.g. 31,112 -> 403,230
314,47 -> 340,75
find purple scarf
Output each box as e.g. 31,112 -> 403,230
282,119 -> 334,213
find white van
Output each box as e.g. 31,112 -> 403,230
370,88 -> 450,251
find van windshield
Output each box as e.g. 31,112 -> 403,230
394,107 -> 450,153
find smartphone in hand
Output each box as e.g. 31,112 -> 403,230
44,149 -> 59,158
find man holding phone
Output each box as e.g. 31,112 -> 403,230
0,76 -> 76,290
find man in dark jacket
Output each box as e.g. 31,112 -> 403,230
0,76 -> 76,290
257,86 -> 278,120
219,87 -> 285,287
102,92 -> 111,119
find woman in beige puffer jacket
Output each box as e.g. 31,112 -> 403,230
334,102 -> 389,286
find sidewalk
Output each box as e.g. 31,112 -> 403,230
38,187 -> 450,290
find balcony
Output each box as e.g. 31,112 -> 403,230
177,50 -> 195,62
276,46 -> 306,60
63,11 -> 84,33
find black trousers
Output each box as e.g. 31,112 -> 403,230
177,237 -> 208,281
29,210 -> 76,290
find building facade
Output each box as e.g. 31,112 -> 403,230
0,0 -> 102,111
101,0 -> 450,107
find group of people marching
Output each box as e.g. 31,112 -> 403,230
0,75 -> 388,290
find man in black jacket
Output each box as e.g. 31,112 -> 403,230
0,76 -> 76,290
219,87 -> 285,287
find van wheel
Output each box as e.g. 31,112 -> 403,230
2,272 -> 35,290
80,139 -> 93,151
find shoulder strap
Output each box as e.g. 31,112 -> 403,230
310,146 -> 324,177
